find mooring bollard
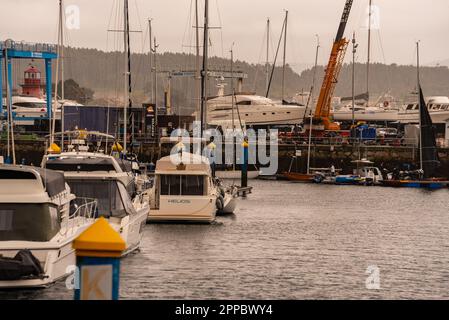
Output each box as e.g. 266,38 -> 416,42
241,136 -> 249,190
72,217 -> 125,300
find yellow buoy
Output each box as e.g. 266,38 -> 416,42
47,143 -> 61,154
112,142 -> 123,152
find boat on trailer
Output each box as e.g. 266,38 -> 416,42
0,165 -> 96,288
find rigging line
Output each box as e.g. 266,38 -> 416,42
181,0 -> 194,52
130,0 -> 145,95
132,0 -> 144,39
376,29 -> 393,98
252,24 -> 268,92
214,0 -> 225,59
266,15 -> 286,98
105,1 -> 119,106
269,25 -> 276,63
113,0 -> 122,108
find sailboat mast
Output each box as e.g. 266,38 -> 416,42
195,0 -> 201,119
366,0 -> 372,105
4,48 -> 15,164
231,46 -> 235,131
281,10 -> 288,102
417,41 -> 423,171
266,18 -> 270,93
123,0 -> 131,152
51,0 -> 62,146
153,37 -> 158,139
307,36 -> 320,174
148,19 -> 153,104
200,0 -> 209,139
60,0 -> 65,145
60,0 -> 64,101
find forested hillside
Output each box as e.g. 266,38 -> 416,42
10,46 -> 449,115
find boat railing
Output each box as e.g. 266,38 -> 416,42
61,198 -> 97,236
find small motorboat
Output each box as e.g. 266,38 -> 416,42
215,180 -> 238,215
282,172 -> 324,183
282,155 -> 326,183
380,178 -> 448,190
335,159 -> 383,186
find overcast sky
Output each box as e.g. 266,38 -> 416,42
1,0 -> 449,71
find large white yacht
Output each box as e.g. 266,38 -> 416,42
148,152 -> 219,223
333,104 -> 399,122
41,131 -> 149,255
398,96 -> 449,124
0,165 -> 96,288
206,93 -> 306,127
332,96 -> 449,124
2,96 -> 82,126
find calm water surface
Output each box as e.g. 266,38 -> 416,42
2,180 -> 449,299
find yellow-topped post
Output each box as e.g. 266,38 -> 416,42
241,136 -> 249,189
72,217 -> 125,300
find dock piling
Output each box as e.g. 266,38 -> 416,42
72,217 -> 125,300
241,136 -> 249,194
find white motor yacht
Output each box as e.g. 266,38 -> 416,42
148,152 -> 219,223
41,131 -> 149,256
398,96 -> 449,124
0,165 -> 96,288
333,104 -> 399,122
206,94 -> 306,127
2,96 -> 82,126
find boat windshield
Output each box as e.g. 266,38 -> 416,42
160,175 -> 205,196
0,203 -> 60,241
67,179 -> 130,218
13,102 -> 47,109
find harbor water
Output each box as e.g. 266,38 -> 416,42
2,179 -> 449,300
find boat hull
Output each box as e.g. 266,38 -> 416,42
216,170 -> 260,180
108,206 -> 148,256
381,180 -> 448,189
0,239 -> 78,289
282,172 -> 317,183
148,196 -> 217,223
333,110 -> 398,122
218,194 -> 237,215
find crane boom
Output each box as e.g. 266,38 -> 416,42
313,0 -> 353,131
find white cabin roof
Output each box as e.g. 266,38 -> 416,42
156,152 -> 211,176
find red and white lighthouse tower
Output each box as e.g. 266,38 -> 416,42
20,65 -> 44,98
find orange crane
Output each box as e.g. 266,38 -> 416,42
312,0 -> 353,131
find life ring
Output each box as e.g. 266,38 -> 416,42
216,195 -> 224,211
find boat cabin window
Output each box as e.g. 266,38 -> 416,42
67,180 -> 128,218
237,100 -> 251,106
13,102 -> 47,109
0,204 -> 60,241
160,175 -> 205,196
213,105 -> 233,111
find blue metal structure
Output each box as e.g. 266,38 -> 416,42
0,40 -> 57,120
